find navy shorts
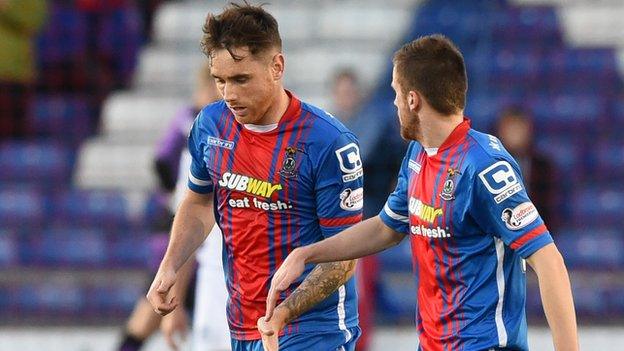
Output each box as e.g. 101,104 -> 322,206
231,326 -> 361,351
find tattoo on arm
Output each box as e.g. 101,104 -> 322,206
280,259 -> 357,324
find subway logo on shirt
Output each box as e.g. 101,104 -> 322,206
218,172 -> 283,198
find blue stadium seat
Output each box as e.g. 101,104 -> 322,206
570,187 -> 624,226
0,142 -> 74,186
555,228 -> 624,269
29,94 -> 96,143
534,136 -> 586,183
464,93 -> 522,130
588,139 -> 624,183
612,99 -> 624,124
21,227 -> 108,267
0,285 -> 11,312
527,94 -> 607,130
36,3 -> 88,65
0,228 -> 18,267
108,232 -> 152,268
0,188 -> 47,229
490,6 -> 561,48
50,190 -> 132,230
97,3 -> 143,86
15,281 -> 85,314
86,282 -> 145,317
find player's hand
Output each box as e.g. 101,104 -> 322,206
160,307 -> 189,351
257,315 -> 280,351
265,248 -> 306,321
146,265 -> 179,316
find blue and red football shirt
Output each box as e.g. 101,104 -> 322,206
380,119 -> 553,351
187,91 -> 362,341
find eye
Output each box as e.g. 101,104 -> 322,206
235,77 -> 248,84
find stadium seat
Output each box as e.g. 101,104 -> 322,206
0,188 -> 47,229
0,142 -> 74,186
108,232 -> 152,268
527,94 -> 607,130
490,6 -> 561,47
15,280 -> 85,315
74,140 -> 158,191
133,48 -> 202,94
49,190 -> 132,230
29,94 -> 96,143
570,187 -> 624,227
555,229 -> 624,269
589,139 -> 624,183
100,92 -> 186,139
152,2 -> 220,46
21,227 -> 108,267
86,281 -> 146,317
96,3 -> 143,87
0,229 -> 18,267
36,2 -> 88,65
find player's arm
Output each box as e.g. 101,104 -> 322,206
263,215 -> 402,325
473,154 -> 578,351
526,244 -> 578,351
147,114 -> 215,316
160,253 -> 195,350
147,190 -> 214,316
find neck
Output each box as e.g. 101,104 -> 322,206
419,111 -> 464,148
257,88 -> 290,125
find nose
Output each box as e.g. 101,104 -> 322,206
222,83 -> 238,103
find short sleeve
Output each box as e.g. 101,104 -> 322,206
187,115 -> 214,194
472,157 -> 553,258
378,143 -> 413,235
314,132 -> 364,238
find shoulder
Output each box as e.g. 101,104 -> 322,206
196,100 -> 227,125
465,129 -> 519,172
300,101 -> 356,142
191,100 -> 228,138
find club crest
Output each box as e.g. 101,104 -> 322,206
440,168 -> 462,201
279,146 -> 299,178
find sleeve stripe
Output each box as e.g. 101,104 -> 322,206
189,171 -> 211,187
510,224 -> 548,250
319,214 -> 362,227
383,203 -> 409,223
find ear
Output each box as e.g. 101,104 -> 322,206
270,53 -> 285,81
407,91 -> 420,112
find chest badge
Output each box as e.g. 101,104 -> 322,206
279,146 -> 299,179
440,167 -> 461,201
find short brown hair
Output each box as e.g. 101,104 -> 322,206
200,2 -> 282,60
393,34 -> 467,115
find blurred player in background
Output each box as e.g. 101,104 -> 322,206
0,0 -> 46,139
331,68 -> 362,123
263,35 -> 578,351
118,62 -> 227,351
330,68 -> 377,351
147,3 -> 362,351
495,107 -> 559,231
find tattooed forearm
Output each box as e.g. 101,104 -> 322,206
279,259 -> 357,324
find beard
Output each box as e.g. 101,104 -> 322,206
399,112 -> 422,142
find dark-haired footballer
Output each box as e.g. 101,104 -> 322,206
146,3 -> 363,351
264,35 -> 579,351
